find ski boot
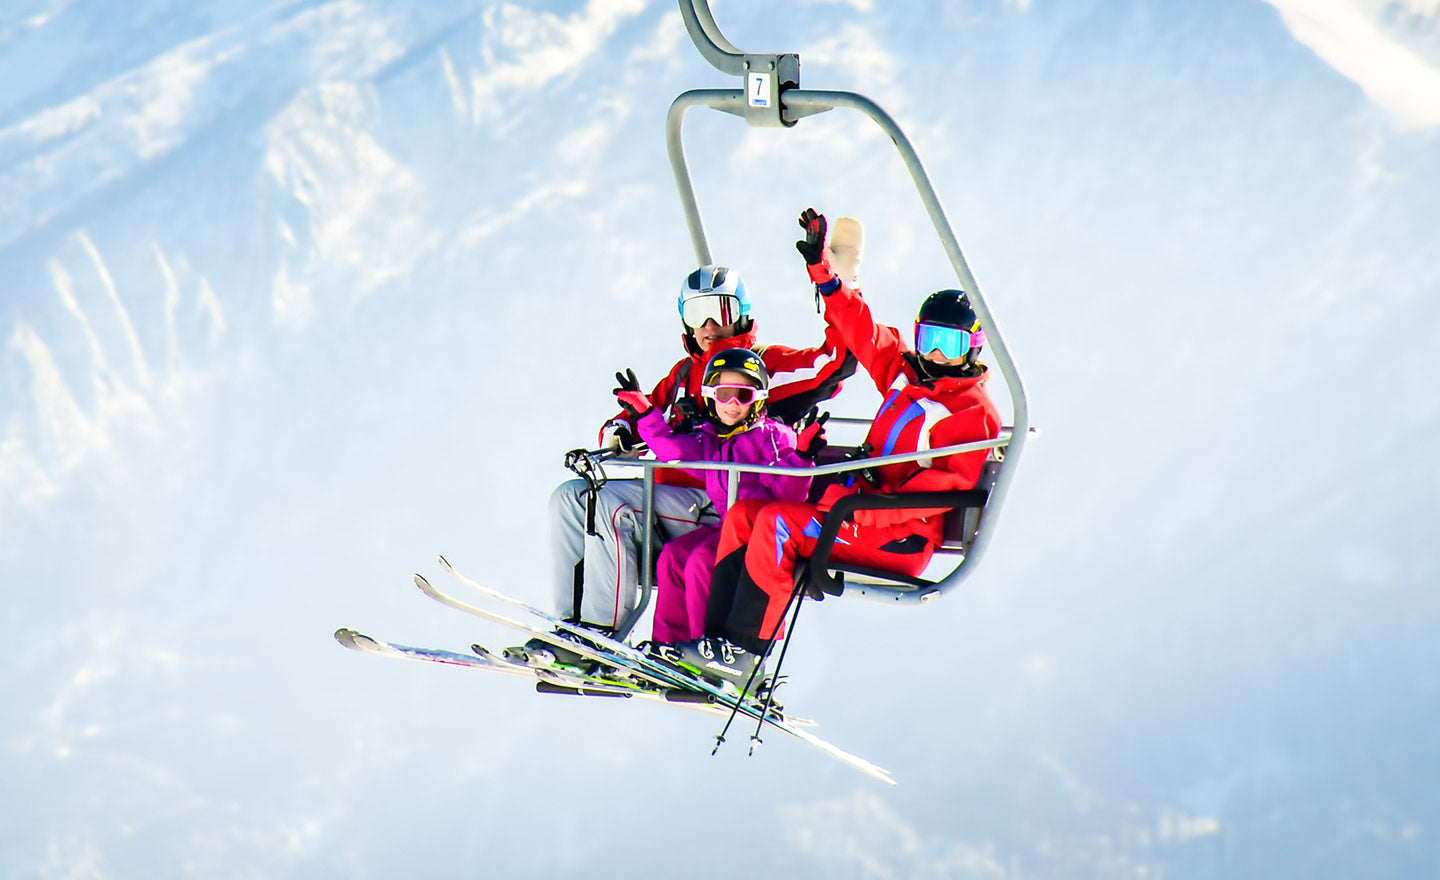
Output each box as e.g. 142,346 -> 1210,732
676,636 -> 766,694
503,626 -> 610,671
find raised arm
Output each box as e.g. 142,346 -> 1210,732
613,368 -> 704,463
634,409 -> 705,463
795,208 -> 908,393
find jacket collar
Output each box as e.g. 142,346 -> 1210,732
682,324 -> 759,360
715,420 -> 753,440
903,352 -> 991,390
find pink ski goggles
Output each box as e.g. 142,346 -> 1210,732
702,384 -> 767,405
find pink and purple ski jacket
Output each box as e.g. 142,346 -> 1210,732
635,408 -> 814,644
633,409 -> 813,515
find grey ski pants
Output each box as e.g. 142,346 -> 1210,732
548,478 -> 718,630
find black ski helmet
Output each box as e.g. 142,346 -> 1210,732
702,347 -> 770,390
916,289 -> 979,332
700,347 -> 770,422
914,289 -> 985,370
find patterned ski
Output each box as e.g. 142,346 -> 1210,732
410,574 -> 686,696
334,628 -> 649,694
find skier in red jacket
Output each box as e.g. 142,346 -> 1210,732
522,265 -> 856,666
678,210 -> 1003,688
597,266 -> 855,457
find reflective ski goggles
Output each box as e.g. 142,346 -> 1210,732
681,294 -> 742,330
914,322 -> 984,360
702,384 -> 767,405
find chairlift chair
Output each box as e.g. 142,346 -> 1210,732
610,0 -> 1031,639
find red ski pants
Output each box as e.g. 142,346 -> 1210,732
713,498 -> 935,645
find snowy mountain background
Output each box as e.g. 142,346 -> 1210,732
3,0 -> 1438,877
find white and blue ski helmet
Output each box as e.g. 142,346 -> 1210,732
678,265 -> 751,331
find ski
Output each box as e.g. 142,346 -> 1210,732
431,555 -> 895,784
337,627 -> 521,672
425,560 -> 773,715
336,628 -> 748,715
411,574 -> 685,695
336,628 -> 658,697
431,557 -> 789,711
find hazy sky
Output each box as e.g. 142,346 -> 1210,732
3,1 -> 1438,877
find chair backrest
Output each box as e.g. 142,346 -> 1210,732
944,458 -> 1003,552
808,455 -> 1003,598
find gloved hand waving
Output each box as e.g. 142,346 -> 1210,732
794,406 -> 830,462
795,208 -> 828,266
613,369 -> 654,417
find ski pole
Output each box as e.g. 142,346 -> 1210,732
711,575 -> 808,755
748,578 -> 809,753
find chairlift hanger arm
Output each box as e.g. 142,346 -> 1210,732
677,0 -> 801,127
677,0 -> 745,75
670,0 -> 1027,430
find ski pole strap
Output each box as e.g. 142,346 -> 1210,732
562,448 -> 611,621
651,513 -> 673,545
563,448 -> 610,494
570,561 -> 584,626
667,360 -> 693,417
561,449 -> 607,536
643,511 -> 674,572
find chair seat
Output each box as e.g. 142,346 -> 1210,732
822,562 -> 927,590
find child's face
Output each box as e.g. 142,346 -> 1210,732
713,369 -> 756,427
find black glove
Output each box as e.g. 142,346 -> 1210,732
844,441 -> 879,486
794,406 -> 830,462
795,208 -> 827,265
612,369 -> 653,417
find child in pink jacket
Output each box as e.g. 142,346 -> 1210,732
613,348 -> 826,648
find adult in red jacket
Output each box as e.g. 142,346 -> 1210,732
681,211 -> 1002,686
542,264 -> 857,640
598,267 -> 856,462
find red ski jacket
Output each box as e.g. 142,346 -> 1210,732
810,264 -> 1003,547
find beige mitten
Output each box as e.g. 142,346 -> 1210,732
826,216 -> 864,285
